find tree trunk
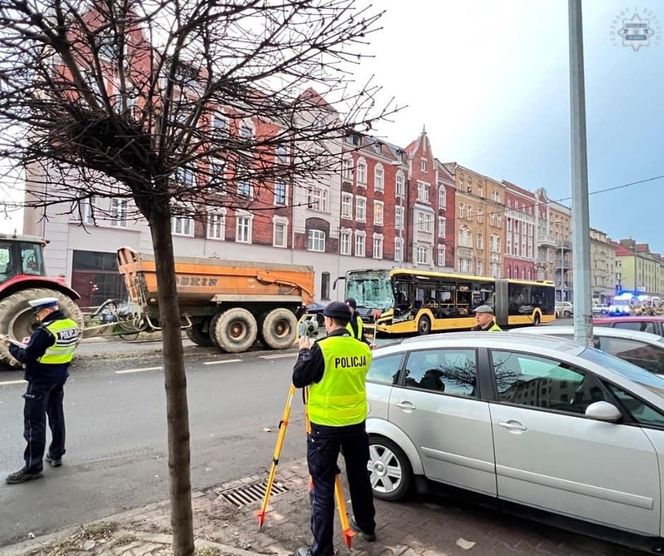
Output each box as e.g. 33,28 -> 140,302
149,213 -> 194,555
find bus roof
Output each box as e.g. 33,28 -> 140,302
346,267 -> 554,287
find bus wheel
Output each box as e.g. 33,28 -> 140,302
533,313 -> 541,326
417,316 -> 431,336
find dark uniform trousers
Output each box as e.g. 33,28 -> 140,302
307,421 -> 376,556
23,379 -> 66,473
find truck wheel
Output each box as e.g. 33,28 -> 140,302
261,309 -> 297,350
0,288 -> 84,368
186,318 -> 214,347
211,308 -> 258,353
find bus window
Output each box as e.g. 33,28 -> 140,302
456,284 -> 472,316
508,284 -> 534,315
472,281 -> 495,309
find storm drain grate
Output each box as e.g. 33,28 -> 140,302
219,481 -> 289,508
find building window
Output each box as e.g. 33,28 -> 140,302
438,187 -> 446,208
396,172 -> 405,197
417,212 -> 433,233
477,261 -> 484,275
421,159 -> 427,172
273,217 -> 288,248
416,245 -> 429,265
212,113 -> 228,138
490,234 -> 501,253
341,193 -> 353,219
395,206 -> 404,230
417,181 -> 430,203
308,186 -> 329,212
207,210 -> 226,240
342,157 -> 353,180
240,123 -> 253,140
394,237 -> 403,262
478,183 -> 484,198
237,168 -> 252,197
356,196 -> 367,222
176,167 -> 195,188
276,145 -> 288,165
236,213 -> 253,244
437,246 -> 446,267
340,229 -> 352,255
79,197 -> 95,224
373,235 -> 384,259
477,208 -> 484,224
374,164 -> 384,192
357,158 -> 367,186
355,232 -> 366,257
467,205 -> 473,221
321,272 -> 330,301
172,215 -> 194,237
110,198 -> 128,228
438,217 -> 446,238
492,190 -> 500,202
458,202 -> 465,219
274,180 -> 287,206
307,229 -> 326,252
374,201 -> 384,226
477,232 -> 484,250
209,157 -> 226,191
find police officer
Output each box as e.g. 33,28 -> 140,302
344,297 -> 370,345
471,304 -> 502,331
293,301 -> 376,556
3,297 -> 80,484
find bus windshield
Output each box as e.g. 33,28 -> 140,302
346,271 -> 394,310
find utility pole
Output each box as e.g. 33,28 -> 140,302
569,0 -> 593,345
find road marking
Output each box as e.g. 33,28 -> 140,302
260,353 -> 297,360
203,359 -> 242,366
0,379 -> 27,386
115,366 -> 162,374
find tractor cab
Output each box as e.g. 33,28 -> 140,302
0,234 -> 47,284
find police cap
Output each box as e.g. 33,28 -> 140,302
323,301 -> 352,323
28,297 -> 59,311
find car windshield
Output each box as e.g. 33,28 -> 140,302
580,347 -> 664,398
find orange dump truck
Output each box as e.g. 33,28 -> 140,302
117,247 -> 314,353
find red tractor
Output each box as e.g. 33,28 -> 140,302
0,233 -> 83,367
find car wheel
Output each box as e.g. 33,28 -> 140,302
367,436 -> 412,501
564,310 -> 571,318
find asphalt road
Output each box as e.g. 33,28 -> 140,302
0,344 -> 307,548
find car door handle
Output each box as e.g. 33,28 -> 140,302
395,401 -> 416,411
498,420 -> 528,433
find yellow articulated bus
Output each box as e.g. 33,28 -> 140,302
339,268 -> 556,337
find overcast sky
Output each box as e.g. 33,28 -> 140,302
2,0 -> 663,253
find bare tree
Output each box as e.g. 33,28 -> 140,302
0,0 -> 397,553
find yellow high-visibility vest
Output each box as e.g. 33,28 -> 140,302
37,318 -> 80,365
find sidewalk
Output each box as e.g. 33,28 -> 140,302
2,460 -> 637,556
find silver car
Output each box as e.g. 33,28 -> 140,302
366,332 -> 664,551
516,325 -> 664,374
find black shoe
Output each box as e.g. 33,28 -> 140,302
45,454 -> 62,467
5,468 -> 42,484
295,548 -> 313,556
349,515 -> 376,542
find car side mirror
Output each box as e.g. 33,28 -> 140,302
585,401 -> 622,423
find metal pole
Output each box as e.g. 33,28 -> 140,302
569,0 -> 593,345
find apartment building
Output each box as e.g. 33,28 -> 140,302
502,181 -> 536,280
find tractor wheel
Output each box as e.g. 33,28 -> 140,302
0,288 -> 83,368
211,308 -> 258,353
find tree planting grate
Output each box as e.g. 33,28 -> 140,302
218,481 -> 289,508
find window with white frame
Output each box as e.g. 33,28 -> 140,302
477,207 -> 484,223
212,113 -> 228,138
477,232 -> 484,250
237,176 -> 252,198
240,123 -> 253,140
438,186 -> 446,208
490,234 -> 501,253
417,181 -> 430,203
207,210 -> 226,240
176,167 -> 195,188
356,158 -> 367,186
79,197 -> 95,224
459,258 -> 472,274
172,214 -> 194,237
210,158 -> 226,191
340,229 -> 352,255
490,262 -> 500,277
492,190 -> 500,202
342,157 -> 353,180
355,196 -> 366,222
354,231 -> 366,257
421,159 -> 427,172
437,245 -> 446,267
307,186 -> 329,212
374,201 -> 384,226
438,216 -> 446,238
477,261 -> 484,275
478,183 -> 484,198
396,172 -> 405,197
459,226 -> 472,248
110,198 -> 128,228
275,145 -> 288,165
467,205 -> 473,221
374,164 -> 384,192
373,234 -> 383,259
307,229 -> 326,252
273,217 -> 288,248
394,237 -> 403,262
417,212 -> 433,233
490,213 -> 497,227
341,193 -> 353,219
395,206 -> 404,229
236,213 -> 253,243
274,179 -> 287,206
416,245 -> 429,265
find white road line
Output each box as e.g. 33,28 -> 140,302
115,366 -> 163,374
259,353 -> 297,360
0,379 -> 27,386
203,359 -> 242,366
